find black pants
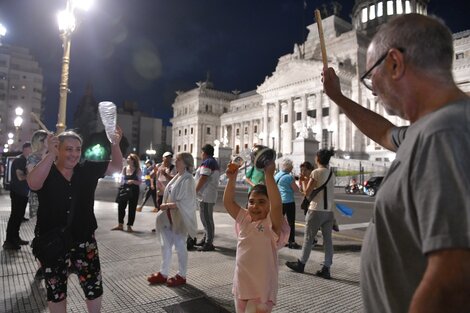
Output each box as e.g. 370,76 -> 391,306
282,202 -> 296,243
140,186 -> 157,208
5,191 -> 28,243
118,185 -> 139,226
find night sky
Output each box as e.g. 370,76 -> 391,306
0,0 -> 469,130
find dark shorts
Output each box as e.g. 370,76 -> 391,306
43,234 -> 103,302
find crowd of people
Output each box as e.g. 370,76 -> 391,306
1,13 -> 469,313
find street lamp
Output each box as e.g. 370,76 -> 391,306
56,0 -> 94,134
146,142 -> 156,159
14,107 -> 23,148
0,23 -> 6,45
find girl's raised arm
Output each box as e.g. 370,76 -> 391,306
223,164 -> 243,220
264,162 -> 282,236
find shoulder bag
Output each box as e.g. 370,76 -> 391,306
301,170 -> 333,215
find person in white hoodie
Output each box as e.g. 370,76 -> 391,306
147,152 -> 197,287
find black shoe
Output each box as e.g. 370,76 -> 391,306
34,268 -> 44,281
3,241 -> 21,250
288,242 -> 301,249
333,224 -> 339,232
316,266 -> 331,279
17,238 -> 29,245
285,260 -> 305,273
186,236 -> 197,250
194,238 -> 206,247
198,243 -> 215,251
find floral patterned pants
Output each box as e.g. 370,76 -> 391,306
43,234 -> 103,302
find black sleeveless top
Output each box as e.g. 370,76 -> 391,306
122,167 -> 140,192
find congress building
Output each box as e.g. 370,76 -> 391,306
171,0 -> 470,169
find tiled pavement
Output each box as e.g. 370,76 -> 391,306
0,192 -> 364,313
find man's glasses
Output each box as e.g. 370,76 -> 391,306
360,48 -> 404,91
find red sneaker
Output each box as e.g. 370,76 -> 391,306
166,274 -> 186,287
147,272 -> 167,284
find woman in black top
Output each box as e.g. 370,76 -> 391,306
27,129 -> 123,312
111,153 -> 142,232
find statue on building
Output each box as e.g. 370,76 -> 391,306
296,122 -> 315,140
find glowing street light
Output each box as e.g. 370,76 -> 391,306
0,23 -> 6,37
56,0 -> 94,134
0,23 -> 6,46
14,116 -> 23,128
15,107 -> 24,116
146,142 -> 156,157
14,106 -> 23,148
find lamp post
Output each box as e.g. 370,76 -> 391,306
0,23 -> 6,45
56,0 -> 93,134
14,107 -> 23,149
7,133 -> 14,150
146,142 -> 156,160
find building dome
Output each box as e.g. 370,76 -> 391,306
352,0 -> 430,36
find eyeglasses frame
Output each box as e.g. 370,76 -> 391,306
360,47 -> 405,91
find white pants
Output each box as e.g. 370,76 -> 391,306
159,227 -> 188,278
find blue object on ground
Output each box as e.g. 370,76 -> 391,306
336,203 -> 354,217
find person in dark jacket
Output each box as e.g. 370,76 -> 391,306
3,142 -> 32,250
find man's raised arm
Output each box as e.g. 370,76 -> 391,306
323,67 -> 397,152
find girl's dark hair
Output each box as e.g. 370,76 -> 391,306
300,161 -> 314,171
248,184 -> 268,199
316,148 -> 335,166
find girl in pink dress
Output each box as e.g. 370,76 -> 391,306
223,161 -> 289,313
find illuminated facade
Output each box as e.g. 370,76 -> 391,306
171,0 -> 470,166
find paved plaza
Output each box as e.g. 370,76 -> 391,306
1,192 -> 364,312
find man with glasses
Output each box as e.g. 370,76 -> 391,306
323,14 -> 470,313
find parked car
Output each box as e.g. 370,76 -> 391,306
363,176 -> 384,197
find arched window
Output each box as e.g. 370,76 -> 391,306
377,2 -> 384,17
361,7 -> 368,23
396,0 -> 403,14
369,4 -> 376,20
405,0 -> 411,13
387,0 -> 394,15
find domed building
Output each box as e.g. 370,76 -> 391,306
170,0 -> 469,170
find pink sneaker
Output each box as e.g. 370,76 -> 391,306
166,274 -> 186,287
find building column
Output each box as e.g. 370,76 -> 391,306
287,97 -> 294,154
231,123 -> 236,149
263,103 -> 269,146
302,94 -> 308,124
240,122 -> 245,151
330,98 -> 339,149
248,120 -> 253,149
317,92 -> 323,134
273,101 -> 281,152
